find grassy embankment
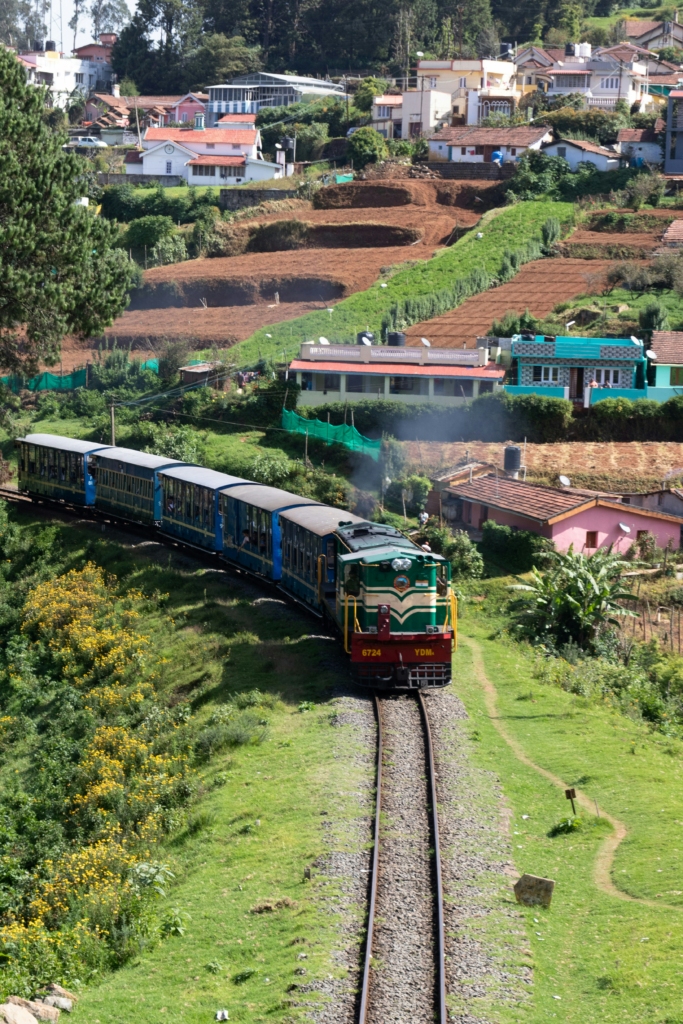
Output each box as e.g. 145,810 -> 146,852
530,286 -> 683,340
229,200 -> 575,367
454,593 -> 683,1024
3,510 -> 371,1024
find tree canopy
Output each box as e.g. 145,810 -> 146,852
0,47 -> 137,373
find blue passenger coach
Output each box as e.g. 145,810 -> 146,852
279,505 -> 366,609
158,466 -> 251,551
221,484 -> 321,580
91,447 -> 187,525
16,433 -> 110,505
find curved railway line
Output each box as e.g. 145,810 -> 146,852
359,692 -> 446,1024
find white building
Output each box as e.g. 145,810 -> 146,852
416,58 -> 518,125
400,88 -> 452,138
206,72 -> 344,126
616,123 -> 664,166
371,94 -> 403,138
428,125 -> 551,164
543,138 -> 621,171
18,43 -> 113,109
290,342 -> 505,408
134,114 -> 282,185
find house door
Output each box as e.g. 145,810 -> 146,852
483,145 -> 495,162
569,367 -> 584,399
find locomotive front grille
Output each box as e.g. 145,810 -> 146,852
354,661 -> 451,690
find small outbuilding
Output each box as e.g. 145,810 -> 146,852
542,137 -> 621,172
616,121 -> 664,166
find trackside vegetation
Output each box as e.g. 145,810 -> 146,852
231,201 -> 575,366
0,504 -> 370,1019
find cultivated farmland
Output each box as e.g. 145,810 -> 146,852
404,439 -> 683,492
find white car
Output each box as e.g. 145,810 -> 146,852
63,136 -> 108,148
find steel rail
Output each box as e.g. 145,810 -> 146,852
418,689 -> 447,1024
358,694 -> 383,1024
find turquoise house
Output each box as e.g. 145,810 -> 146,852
648,331 -> 683,401
505,333 -> 648,406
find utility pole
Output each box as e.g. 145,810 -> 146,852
110,404 -> 116,445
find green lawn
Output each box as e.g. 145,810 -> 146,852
5,510 -> 370,1024
230,200 -> 575,367
455,602 -> 683,1024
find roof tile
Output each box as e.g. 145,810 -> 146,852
429,125 -> 550,146
446,476 -> 589,522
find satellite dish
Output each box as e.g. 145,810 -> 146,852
421,337 -> 431,347
361,337 -> 372,346
559,475 -> 571,487
318,337 -> 330,345
631,335 -> 642,345
619,522 -> 632,534
646,349 -> 657,360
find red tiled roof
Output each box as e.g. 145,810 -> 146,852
374,94 -> 403,105
622,20 -> 660,36
217,113 -> 256,122
145,127 -> 257,144
552,137 -> 619,157
446,476 -> 592,523
289,359 -> 505,379
664,221 -> 683,241
651,331 -> 683,363
617,121 -> 664,143
187,155 -> 246,166
429,125 -> 550,146
124,149 -> 143,163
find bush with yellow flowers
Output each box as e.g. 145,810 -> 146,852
0,559 -> 194,996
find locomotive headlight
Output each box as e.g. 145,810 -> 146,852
391,557 -> 412,571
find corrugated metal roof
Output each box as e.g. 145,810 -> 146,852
22,433 -> 112,455
279,505 -> 366,536
95,447 -> 188,470
223,484 -> 322,512
160,466 -> 251,489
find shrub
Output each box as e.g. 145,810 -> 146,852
347,126 -> 387,169
384,474 -> 431,516
353,76 -> 388,112
639,298 -> 669,334
417,523 -> 483,579
124,215 -> 175,251
151,234 -> 188,266
481,520 -> 553,574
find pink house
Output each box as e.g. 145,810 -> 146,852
442,476 -> 682,553
168,92 -> 208,124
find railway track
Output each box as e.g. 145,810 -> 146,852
359,692 -> 446,1024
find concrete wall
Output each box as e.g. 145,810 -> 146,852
98,172 -> 184,186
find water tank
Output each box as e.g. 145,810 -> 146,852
32,39 -> 44,50
504,445 -> 521,478
45,40 -> 56,50
499,42 -> 514,56
387,331 -> 406,347
577,42 -> 591,57
282,136 -> 295,151
565,42 -> 576,56
356,331 -> 375,345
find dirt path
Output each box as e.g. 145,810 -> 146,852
462,634 -> 678,910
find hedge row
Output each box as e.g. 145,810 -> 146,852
301,392 -> 683,443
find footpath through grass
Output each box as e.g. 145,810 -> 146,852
455,601 -> 683,1024
231,200 -> 574,366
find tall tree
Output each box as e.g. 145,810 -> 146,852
89,0 -> 130,37
0,47 -> 137,374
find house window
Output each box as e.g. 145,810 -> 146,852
594,368 -> 621,386
599,76 -> 619,90
166,161 -> 172,174
510,147 -> 517,155
192,165 -> 216,176
637,530 -> 648,540
219,165 -> 243,177
533,366 -> 559,383
461,146 -> 466,154
557,146 -> 566,158
323,374 -> 340,392
75,72 -> 84,83
181,112 -> 188,122
526,75 -> 533,85
551,74 -> 588,88
429,76 -> 437,88
459,76 -> 466,88
585,531 -> 597,549
206,142 -> 215,149
232,143 -> 241,150
670,366 -> 683,385
377,105 -> 389,117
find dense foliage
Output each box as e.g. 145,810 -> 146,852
100,184 -> 219,225
481,520 -> 553,574
0,48 -> 138,374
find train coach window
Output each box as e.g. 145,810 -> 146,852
326,540 -> 335,572
28,447 -> 36,474
344,565 -> 361,596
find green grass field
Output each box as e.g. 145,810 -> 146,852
4,509 -> 370,1024
455,598 -> 683,1024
